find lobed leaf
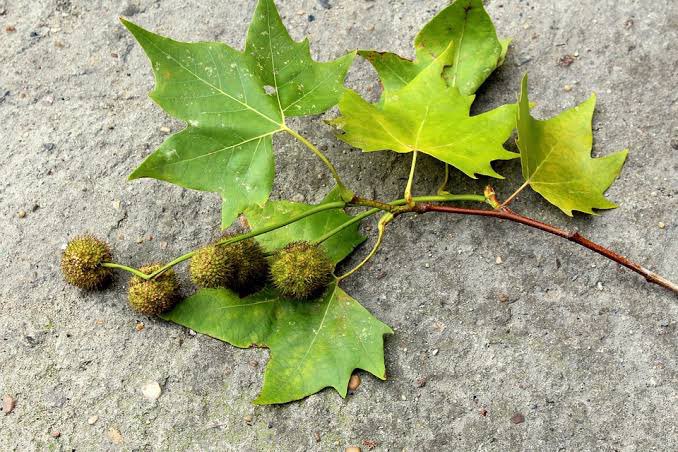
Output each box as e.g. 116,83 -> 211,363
122,0 -> 354,228
333,44 -> 518,179
359,0 -> 508,96
516,75 -> 628,216
162,284 -> 392,405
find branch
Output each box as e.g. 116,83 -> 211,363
412,202 -> 678,295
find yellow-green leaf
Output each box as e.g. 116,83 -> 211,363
359,0 -> 508,96
516,75 -> 629,216
333,44 -> 518,179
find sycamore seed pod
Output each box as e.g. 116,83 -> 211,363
221,235 -> 269,295
128,264 -> 180,316
190,244 -> 234,288
61,235 -> 113,290
270,241 -> 334,300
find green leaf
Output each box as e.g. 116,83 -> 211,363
516,75 -> 628,216
245,188 -> 365,264
245,0 -> 355,116
359,0 -> 507,96
333,44 -> 518,179
163,283 -> 392,404
122,0 -> 354,227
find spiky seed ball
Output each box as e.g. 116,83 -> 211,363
128,264 -> 180,316
190,244 -> 234,288
270,241 -> 334,300
221,235 -> 269,295
61,235 -> 113,290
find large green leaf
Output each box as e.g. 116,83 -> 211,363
359,0 -> 507,96
516,75 -> 628,216
162,283 -> 392,404
333,44 -> 518,179
245,189 -> 366,264
122,0 -> 354,227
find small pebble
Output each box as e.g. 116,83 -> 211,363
51,431 -> 61,438
5,25 -> 16,33
3,394 -> 16,415
348,374 -> 361,391
558,54 -> 575,67
188,329 -> 197,336
510,413 -> 525,424
17,210 -> 26,218
345,447 -> 361,452
87,415 -> 99,425
291,193 -> 305,203
362,439 -> 378,450
135,321 -> 145,332
107,427 -> 124,445
159,126 -> 171,133
658,222 -> 666,229
431,348 -> 439,356
498,293 -> 510,303
244,415 -> 253,425
495,256 -> 503,264
596,281 -> 604,291
141,381 -> 162,400
564,84 -> 573,92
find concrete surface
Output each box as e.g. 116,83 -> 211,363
1,0 -> 677,450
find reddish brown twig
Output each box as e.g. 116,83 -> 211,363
412,202 -> 678,295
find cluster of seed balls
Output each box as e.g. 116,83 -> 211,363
61,235 -> 335,316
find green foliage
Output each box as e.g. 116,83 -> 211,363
360,0 -> 508,96
61,235 -> 112,290
162,283 -> 392,404
128,264 -> 180,315
270,241 -> 335,300
332,44 -> 518,179
516,76 -> 628,215
121,0 -> 354,228
96,0 -> 642,406
164,195 -> 384,403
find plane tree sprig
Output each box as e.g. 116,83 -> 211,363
61,0 -> 676,406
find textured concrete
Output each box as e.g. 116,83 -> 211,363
1,0 -> 676,450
